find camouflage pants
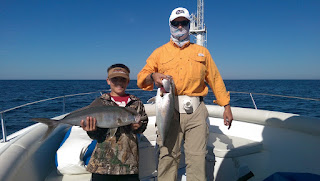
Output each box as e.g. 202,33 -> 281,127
157,102 -> 209,181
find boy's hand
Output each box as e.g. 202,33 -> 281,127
80,117 -> 97,131
131,121 -> 142,131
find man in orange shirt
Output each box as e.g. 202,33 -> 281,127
137,7 -> 233,181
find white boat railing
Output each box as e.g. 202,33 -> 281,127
1,89 -> 319,143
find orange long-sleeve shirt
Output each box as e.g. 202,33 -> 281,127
137,40 -> 230,106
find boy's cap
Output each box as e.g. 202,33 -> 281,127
169,7 -> 191,22
108,67 -> 130,80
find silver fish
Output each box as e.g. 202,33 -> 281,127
155,78 -> 175,145
32,105 -> 140,140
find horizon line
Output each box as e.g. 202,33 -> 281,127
1,79 -> 319,81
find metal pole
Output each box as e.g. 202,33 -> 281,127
250,93 -> 258,109
1,113 -> 7,142
63,96 -> 66,114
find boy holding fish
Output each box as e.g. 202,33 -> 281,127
137,7 -> 233,181
81,64 -> 148,181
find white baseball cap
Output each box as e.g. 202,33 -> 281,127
169,7 -> 191,22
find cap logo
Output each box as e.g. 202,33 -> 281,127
176,10 -> 184,15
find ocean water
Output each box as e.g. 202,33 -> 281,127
0,80 -> 319,137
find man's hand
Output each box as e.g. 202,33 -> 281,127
80,117 -> 97,131
146,72 -> 171,88
223,105 -> 233,129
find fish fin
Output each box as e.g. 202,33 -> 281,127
40,126 -> 55,142
123,107 -> 138,115
135,114 -> 141,123
137,104 -> 141,114
147,96 -> 156,104
109,128 -> 118,138
31,118 -> 60,141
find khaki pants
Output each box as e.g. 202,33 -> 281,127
157,102 -> 209,181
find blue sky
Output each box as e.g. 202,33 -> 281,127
1,0 -> 319,80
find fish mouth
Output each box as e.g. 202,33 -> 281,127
159,87 -> 168,97
160,87 -> 168,93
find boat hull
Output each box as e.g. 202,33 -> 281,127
0,104 -> 319,181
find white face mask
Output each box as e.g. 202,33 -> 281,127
170,23 -> 190,47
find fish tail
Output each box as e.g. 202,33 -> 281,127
31,118 -> 60,141
108,128 -> 118,138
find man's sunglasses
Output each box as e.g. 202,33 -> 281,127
170,20 -> 190,27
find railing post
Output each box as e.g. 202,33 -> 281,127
250,93 -> 258,109
1,113 -> 7,142
63,96 -> 66,114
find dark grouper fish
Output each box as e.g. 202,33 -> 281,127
31,105 -> 140,140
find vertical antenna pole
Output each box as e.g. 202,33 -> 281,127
1,113 -> 7,142
250,93 -> 258,109
190,0 -> 207,47
63,96 -> 66,113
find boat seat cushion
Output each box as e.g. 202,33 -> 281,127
45,170 -> 91,181
207,132 -> 263,158
55,126 -> 96,175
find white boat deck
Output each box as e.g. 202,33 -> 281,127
1,104 -> 320,181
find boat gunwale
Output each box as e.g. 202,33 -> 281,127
1,89 -> 320,142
